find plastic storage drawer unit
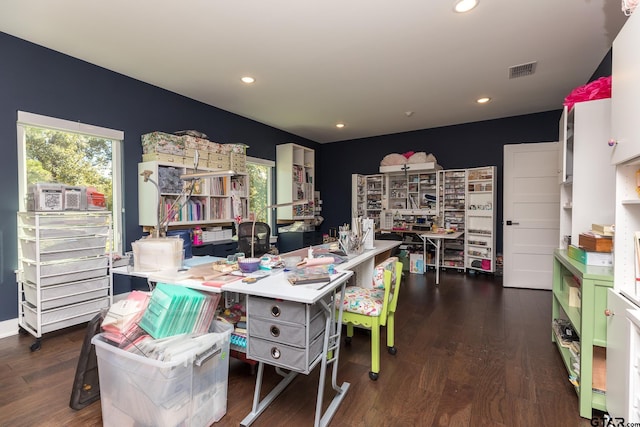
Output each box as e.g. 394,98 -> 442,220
92,322 -> 232,427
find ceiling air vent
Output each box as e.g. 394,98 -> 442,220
509,61 -> 537,79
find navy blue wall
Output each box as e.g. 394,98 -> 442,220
0,31 -> 611,323
316,111 -> 563,255
0,32 -> 317,322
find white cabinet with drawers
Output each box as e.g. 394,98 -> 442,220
16,211 -> 112,351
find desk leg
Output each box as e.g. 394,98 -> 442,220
314,283 -> 350,427
435,239 -> 440,285
240,363 -> 298,427
420,236 -> 440,286
422,236 -> 427,276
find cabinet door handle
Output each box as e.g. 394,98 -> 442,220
604,309 -> 614,317
506,220 -> 520,226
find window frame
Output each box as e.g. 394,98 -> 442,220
16,111 -> 125,254
246,156 -> 275,229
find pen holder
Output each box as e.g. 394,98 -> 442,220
339,231 -> 364,255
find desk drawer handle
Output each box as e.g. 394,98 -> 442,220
271,305 -> 281,317
271,347 -> 281,359
270,325 -> 280,337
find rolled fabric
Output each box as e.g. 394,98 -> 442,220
304,257 -> 335,266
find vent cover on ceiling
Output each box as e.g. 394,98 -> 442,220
509,61 -> 537,79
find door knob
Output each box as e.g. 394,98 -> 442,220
604,309 -> 614,317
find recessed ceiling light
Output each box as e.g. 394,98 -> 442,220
477,97 -> 491,104
336,123 -> 345,129
241,76 -> 255,84
454,0 -> 479,13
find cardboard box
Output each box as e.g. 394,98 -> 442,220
563,274 -> 581,307
578,233 -> 612,253
409,253 -> 424,274
567,244 -> 613,267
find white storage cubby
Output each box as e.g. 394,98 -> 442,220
276,143 -> 315,220
465,166 -> 496,272
17,211 -> 113,351
380,163 -> 440,217
138,161 -> 249,227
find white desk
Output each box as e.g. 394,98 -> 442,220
223,239 -> 400,427
418,231 -> 464,285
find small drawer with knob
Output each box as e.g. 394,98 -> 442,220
247,295 -> 324,324
248,310 -> 326,347
247,332 -> 325,372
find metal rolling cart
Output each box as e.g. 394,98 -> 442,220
16,211 -> 112,351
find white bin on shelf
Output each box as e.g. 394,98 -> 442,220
22,297 -> 110,333
23,276 -> 110,310
20,236 -> 107,262
92,321 -> 232,427
22,256 -> 108,286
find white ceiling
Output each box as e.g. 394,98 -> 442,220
0,1 -> 629,143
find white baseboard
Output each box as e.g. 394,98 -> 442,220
0,318 -> 19,339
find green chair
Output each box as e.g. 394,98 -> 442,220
336,258 -> 402,380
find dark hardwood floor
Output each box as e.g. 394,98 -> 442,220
0,270 -> 603,426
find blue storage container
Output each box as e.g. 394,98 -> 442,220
166,229 -> 192,259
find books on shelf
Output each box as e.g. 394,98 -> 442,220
591,223 -> 614,236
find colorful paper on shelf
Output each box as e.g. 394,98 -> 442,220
409,253 -> 424,274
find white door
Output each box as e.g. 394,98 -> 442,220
503,142 -> 560,289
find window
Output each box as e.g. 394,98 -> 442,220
17,111 -> 124,254
246,157 -> 274,228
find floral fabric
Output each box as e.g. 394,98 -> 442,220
338,287 -> 385,316
337,257 -> 398,316
371,257 -> 398,289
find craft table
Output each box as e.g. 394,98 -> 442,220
418,231 -> 464,285
112,240 -> 401,426
223,239 -> 400,427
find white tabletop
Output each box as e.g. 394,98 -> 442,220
222,269 -> 353,304
419,230 -> 464,240
223,240 -> 399,303
338,239 -> 402,270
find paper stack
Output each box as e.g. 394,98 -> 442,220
139,283 -> 219,339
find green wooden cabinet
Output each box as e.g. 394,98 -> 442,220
551,249 -> 614,418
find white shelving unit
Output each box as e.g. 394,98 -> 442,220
352,174 -> 366,218
557,98 -> 615,248
606,12 -> 640,424
138,161 -> 249,227
17,211 -> 113,351
438,169 -> 466,270
276,143 -> 314,220
465,166 -> 496,273
351,174 -> 385,228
